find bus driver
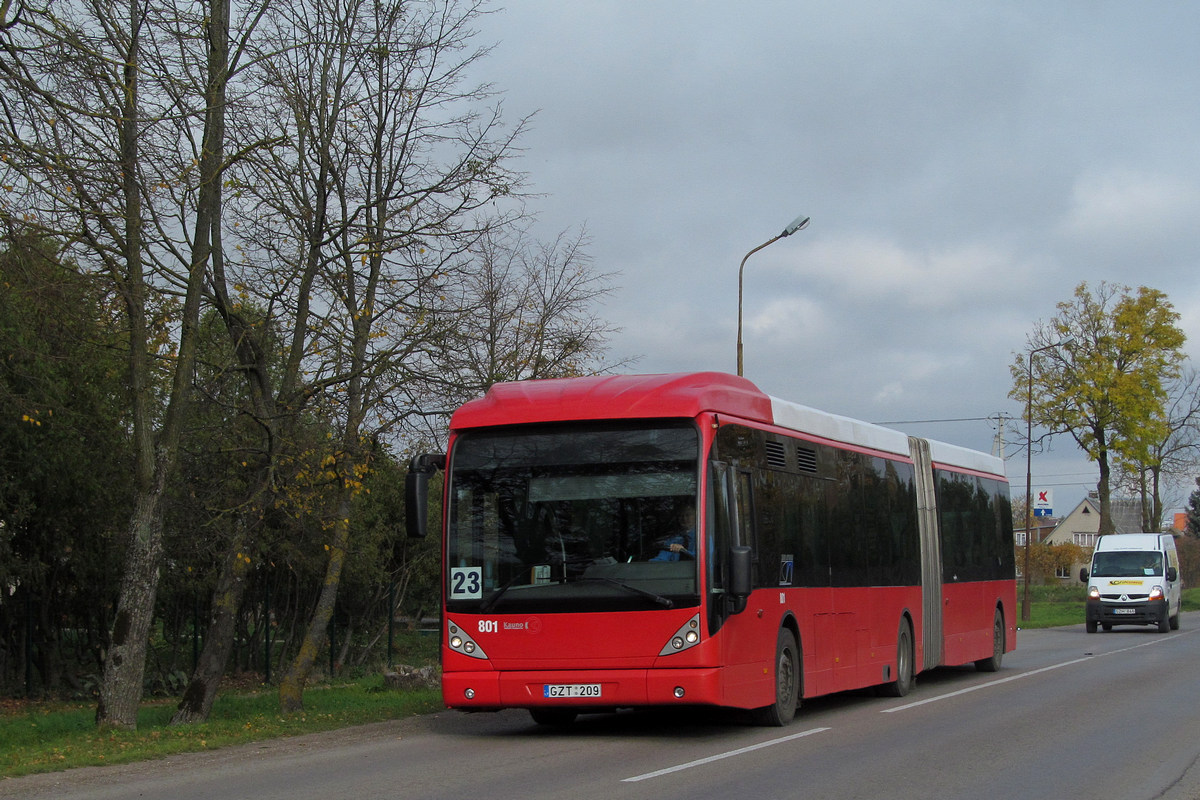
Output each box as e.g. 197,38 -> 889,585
651,505 -> 696,561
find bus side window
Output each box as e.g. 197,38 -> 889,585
709,462 -> 731,590
734,470 -> 756,584
709,461 -> 751,620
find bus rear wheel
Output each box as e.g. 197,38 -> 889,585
751,628 -> 799,727
974,608 -> 1004,672
879,618 -> 914,697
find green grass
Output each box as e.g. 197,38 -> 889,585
1017,584 -> 1200,629
0,674 -> 442,778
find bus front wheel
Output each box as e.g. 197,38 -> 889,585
751,627 -> 800,727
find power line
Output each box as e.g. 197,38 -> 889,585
1032,480 -> 1095,488
873,416 -> 998,425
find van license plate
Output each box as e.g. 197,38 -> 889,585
543,684 -> 601,698
1113,608 -> 1136,615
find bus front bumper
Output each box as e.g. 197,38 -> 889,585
443,667 -> 725,710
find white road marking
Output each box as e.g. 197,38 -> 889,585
622,726 -> 831,782
624,629 -> 1195,782
884,629 -> 1192,713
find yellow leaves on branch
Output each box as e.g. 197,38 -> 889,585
21,408 -> 52,426
278,446 -> 372,527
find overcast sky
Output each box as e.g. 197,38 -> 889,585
469,1 -> 1200,518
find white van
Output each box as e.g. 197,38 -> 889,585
1080,533 -> 1182,633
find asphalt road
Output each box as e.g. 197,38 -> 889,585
7,613 -> 1200,800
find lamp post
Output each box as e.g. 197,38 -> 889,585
736,214 -> 810,376
1021,338 -> 1073,621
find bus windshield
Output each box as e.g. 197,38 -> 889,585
445,423 -> 700,613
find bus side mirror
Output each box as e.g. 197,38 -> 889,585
405,453 -> 445,538
730,546 -> 753,599
1168,566 -> 1177,582
1079,568 -> 1089,583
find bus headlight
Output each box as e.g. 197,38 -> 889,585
659,614 -> 702,656
446,620 -> 489,660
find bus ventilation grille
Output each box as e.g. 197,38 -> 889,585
765,440 -> 788,470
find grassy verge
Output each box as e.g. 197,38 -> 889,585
0,674 -> 442,779
1017,584 -> 1200,629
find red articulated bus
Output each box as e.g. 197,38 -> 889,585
406,372 -> 1016,726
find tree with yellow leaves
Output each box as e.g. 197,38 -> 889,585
1011,282 -> 1185,537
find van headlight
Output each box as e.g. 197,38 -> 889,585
1149,585 -> 1164,601
1088,586 -> 1100,599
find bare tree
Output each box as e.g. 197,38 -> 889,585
428,223 -> 628,405
1,0 -> 623,721
1113,365 -> 1200,531
221,0 -> 529,712
160,0 -> 277,726
0,0 -> 217,728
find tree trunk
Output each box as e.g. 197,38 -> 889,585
1096,447 -> 1116,536
1139,471 -> 1152,532
96,0 -> 157,728
96,495 -> 164,729
1150,466 -> 1164,532
279,499 -> 352,714
170,531 -> 251,724
167,0 -> 240,729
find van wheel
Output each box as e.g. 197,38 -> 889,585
974,609 -> 1004,672
1086,619 -> 1097,633
1158,614 -> 1170,633
751,628 -> 800,726
1170,613 -> 1180,631
880,618 -> 914,696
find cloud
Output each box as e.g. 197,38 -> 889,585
1059,168 -> 1200,246
770,235 -> 1033,311
1171,287 -> 1200,353
473,2 -> 1200,517
746,294 -> 832,347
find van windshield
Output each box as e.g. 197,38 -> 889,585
1091,551 -> 1162,578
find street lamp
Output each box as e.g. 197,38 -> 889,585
1021,337 -> 1074,621
736,214 -> 810,376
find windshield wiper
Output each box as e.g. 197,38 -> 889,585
576,577 -> 673,608
480,574 -> 525,612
